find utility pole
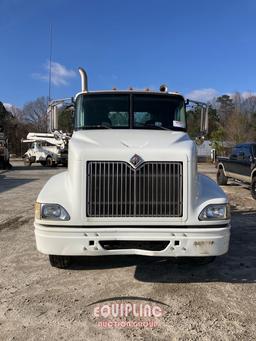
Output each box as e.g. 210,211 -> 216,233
48,24 -> 53,103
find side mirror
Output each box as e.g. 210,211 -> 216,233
186,99 -> 209,143
48,98 -> 73,132
200,105 -> 209,136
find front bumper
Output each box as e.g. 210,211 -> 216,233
34,223 -> 231,257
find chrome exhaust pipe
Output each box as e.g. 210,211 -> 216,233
78,67 -> 88,92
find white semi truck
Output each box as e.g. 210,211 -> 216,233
34,68 -> 231,268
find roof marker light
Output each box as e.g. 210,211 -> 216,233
159,84 -> 168,93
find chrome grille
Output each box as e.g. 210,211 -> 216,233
87,161 -> 183,217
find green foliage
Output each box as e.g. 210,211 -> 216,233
0,102 -> 12,128
210,126 -> 225,155
186,107 -> 201,138
58,109 -> 74,132
216,95 -> 234,120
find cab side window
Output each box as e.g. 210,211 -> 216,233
241,145 -> 252,160
230,147 -> 239,160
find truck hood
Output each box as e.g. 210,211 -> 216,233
72,129 -> 190,149
69,130 -> 195,162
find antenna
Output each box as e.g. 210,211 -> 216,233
48,24 -> 53,103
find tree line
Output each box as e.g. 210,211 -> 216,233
187,92 -> 256,155
1,92 -> 256,156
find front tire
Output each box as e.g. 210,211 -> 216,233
24,156 -> 32,166
46,156 -> 53,167
251,177 -> 256,199
217,168 -> 228,185
49,255 -> 71,269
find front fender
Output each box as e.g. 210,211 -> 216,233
35,171 -> 80,225
192,173 -> 229,224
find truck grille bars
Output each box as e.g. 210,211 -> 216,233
86,161 -> 183,217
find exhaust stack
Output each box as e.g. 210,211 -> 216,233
78,67 -> 88,92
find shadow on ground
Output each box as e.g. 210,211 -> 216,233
0,174 -> 37,193
11,165 -> 66,171
67,210 -> 256,284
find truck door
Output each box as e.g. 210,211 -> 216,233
227,146 -> 240,174
239,144 -> 253,178
30,142 -> 36,156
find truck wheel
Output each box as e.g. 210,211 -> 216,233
46,156 -> 53,167
217,168 -> 228,185
40,161 -> 46,167
251,177 -> 256,199
49,255 -> 71,269
24,156 -> 32,166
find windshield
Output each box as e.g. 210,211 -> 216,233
75,93 -> 186,131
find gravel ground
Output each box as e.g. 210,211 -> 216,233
0,161 -> 255,341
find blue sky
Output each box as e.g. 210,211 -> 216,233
0,0 -> 255,107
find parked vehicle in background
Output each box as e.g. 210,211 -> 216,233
34,68 -> 231,268
0,128 -> 11,169
22,131 -> 70,167
217,143 -> 256,199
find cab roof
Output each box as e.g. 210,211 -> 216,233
74,90 -> 185,101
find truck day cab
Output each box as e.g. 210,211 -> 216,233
34,68 -> 231,268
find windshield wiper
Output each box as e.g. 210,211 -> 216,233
135,122 -> 170,130
153,125 -> 170,130
79,123 -> 112,129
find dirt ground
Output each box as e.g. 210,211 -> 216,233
0,161 -> 255,341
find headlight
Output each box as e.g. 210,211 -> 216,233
35,203 -> 70,221
199,204 -> 230,221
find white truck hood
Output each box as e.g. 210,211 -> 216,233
68,130 -> 195,162
72,129 -> 190,148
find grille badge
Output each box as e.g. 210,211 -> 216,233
130,154 -> 144,168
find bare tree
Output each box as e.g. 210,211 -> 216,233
23,96 -> 48,132
225,111 -> 254,144
6,104 -> 25,121
242,95 -> 256,118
